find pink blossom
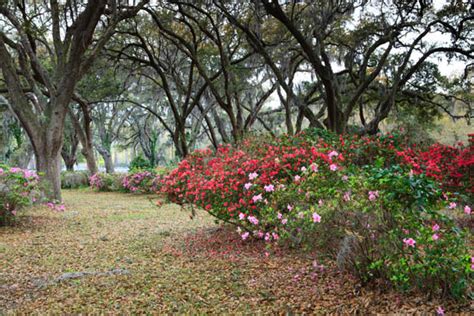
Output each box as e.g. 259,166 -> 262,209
0,168 -> 4,175
342,175 -> 349,182
287,204 -> 294,211
294,175 -> 301,182
464,205 -> 471,215
432,233 -> 439,241
448,202 -> 457,209
248,216 -> 259,225
241,232 -> 250,240
252,194 -> 263,203
310,163 -> 318,172
248,172 -> 258,180
436,306 -> 445,315
244,183 -> 252,190
318,199 -> 324,206
368,190 -> 379,201
312,212 -> 321,223
432,224 -> 440,231
264,233 -> 271,241
238,213 -> 246,220
329,164 -> 338,171
277,212 -> 283,219
301,166 -> 307,172
257,231 -> 264,238
56,204 -> 66,212
328,150 -> 339,160
11,210 -> 17,216
272,232 -> 279,240
10,167 -> 21,173
343,191 -> 351,202
403,238 -> 416,247
264,184 -> 275,192
281,218 -> 288,225
298,212 -> 305,219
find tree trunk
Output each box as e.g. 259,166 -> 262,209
36,147 -> 62,201
98,149 -> 114,174
82,144 -> 98,174
62,154 -> 75,171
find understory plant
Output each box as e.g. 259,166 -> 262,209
89,172 -> 125,192
0,165 -> 42,225
160,130 -> 472,299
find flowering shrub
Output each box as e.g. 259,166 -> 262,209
160,131 -> 472,298
0,165 -> 42,225
122,170 -> 161,193
89,173 -> 125,192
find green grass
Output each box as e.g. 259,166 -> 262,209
0,190 -> 470,314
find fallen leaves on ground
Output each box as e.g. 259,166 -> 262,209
0,190 -> 471,314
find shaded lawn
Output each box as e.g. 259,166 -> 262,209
0,190 -> 470,314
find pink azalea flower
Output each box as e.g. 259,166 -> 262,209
244,183 -> 252,190
277,212 -> 283,219
287,204 -> 294,211
294,175 -> 301,182
432,233 -> 439,241
432,224 -> 440,231
0,168 -> 4,175
252,194 -> 263,203
343,191 -> 351,202
272,232 -> 279,240
248,216 -> 259,225
257,231 -> 264,238
11,210 -> 17,216
403,238 -> 416,247
329,164 -> 338,171
301,166 -> 307,172
368,190 -> 379,201
342,175 -> 349,182
464,205 -> 471,215
239,213 -> 246,220
298,212 -> 305,219
281,218 -> 288,225
312,212 -> 321,223
310,163 -> 318,172
448,202 -> 457,209
264,232 -> 271,241
328,150 -> 339,160
241,232 -> 250,240
248,172 -> 258,180
436,306 -> 445,315
318,199 -> 324,206
264,184 -> 275,192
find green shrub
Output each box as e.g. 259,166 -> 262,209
61,171 -> 89,189
256,164 -> 471,299
129,155 -> 153,171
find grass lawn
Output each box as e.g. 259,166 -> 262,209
0,190 -> 470,314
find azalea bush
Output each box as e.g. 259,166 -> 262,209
89,172 -> 125,192
0,166 -> 42,226
122,170 -> 161,193
160,131 -> 473,299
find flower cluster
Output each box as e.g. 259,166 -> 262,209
397,143 -> 473,194
122,170 -> 161,193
